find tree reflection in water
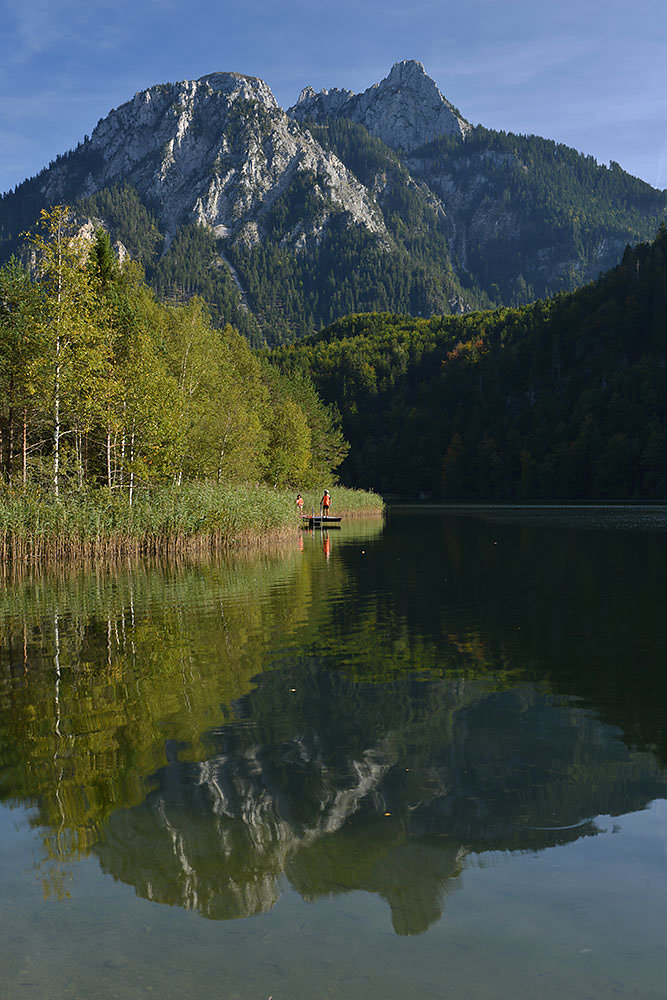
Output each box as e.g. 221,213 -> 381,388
1,510 -> 666,934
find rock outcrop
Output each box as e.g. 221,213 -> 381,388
3,59 -> 666,339
41,71 -> 385,248
290,59 -> 470,151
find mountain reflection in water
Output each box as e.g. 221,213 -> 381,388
95,664 -> 665,934
1,509 -> 666,940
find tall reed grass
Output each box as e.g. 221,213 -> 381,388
0,482 -> 383,564
295,487 -> 384,518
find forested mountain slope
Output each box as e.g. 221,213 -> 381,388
405,127 -> 667,305
1,61 -> 665,344
269,226 -> 667,500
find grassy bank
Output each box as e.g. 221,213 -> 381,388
0,482 -> 384,563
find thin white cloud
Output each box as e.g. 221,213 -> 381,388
1,0 -> 159,72
4,0 -> 85,64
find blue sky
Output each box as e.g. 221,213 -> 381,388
2,0 -> 667,195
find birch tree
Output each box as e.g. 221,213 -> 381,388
28,207 -> 102,496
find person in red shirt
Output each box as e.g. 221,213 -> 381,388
321,490 -> 331,517
296,493 -> 304,515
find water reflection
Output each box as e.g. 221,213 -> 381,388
1,509 -> 666,937
94,663 -> 666,933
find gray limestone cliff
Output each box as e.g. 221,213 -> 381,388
41,71 -> 385,249
3,59 -> 665,338
290,60 -> 470,151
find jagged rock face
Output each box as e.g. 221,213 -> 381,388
41,71 -> 385,247
4,59 -> 665,334
290,60 -> 470,151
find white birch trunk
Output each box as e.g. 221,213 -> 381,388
22,407 -> 27,486
129,425 -> 135,507
53,216 -> 63,498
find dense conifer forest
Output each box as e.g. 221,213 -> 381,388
269,226 -> 667,500
406,126 -> 667,303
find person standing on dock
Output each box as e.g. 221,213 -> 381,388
321,490 -> 331,518
296,493 -> 304,515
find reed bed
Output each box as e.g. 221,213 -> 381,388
296,487 -> 384,518
0,482 -> 384,564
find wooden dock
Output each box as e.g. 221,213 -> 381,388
302,515 -> 342,528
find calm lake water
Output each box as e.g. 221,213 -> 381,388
1,506 -> 667,1000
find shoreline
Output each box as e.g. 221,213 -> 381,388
0,483 -> 384,567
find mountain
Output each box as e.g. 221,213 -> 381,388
1,61 -> 666,343
290,58 -> 470,150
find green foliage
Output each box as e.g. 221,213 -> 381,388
0,207 -> 350,505
0,258 -> 44,483
26,207 -> 110,496
88,227 -> 118,288
79,183 -> 163,264
259,361 -> 348,486
411,126 -> 667,303
269,364 -> 349,484
229,213 -> 482,346
151,223 -> 263,344
0,481 -> 383,558
270,225 -> 667,500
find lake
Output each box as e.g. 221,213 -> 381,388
1,506 -> 666,1000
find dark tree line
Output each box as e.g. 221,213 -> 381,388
269,226 -> 667,500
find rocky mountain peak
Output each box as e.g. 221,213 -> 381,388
195,71 -> 279,110
290,60 -> 469,151
39,70 -> 385,249
385,58 -> 429,85
5,59 -> 662,345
